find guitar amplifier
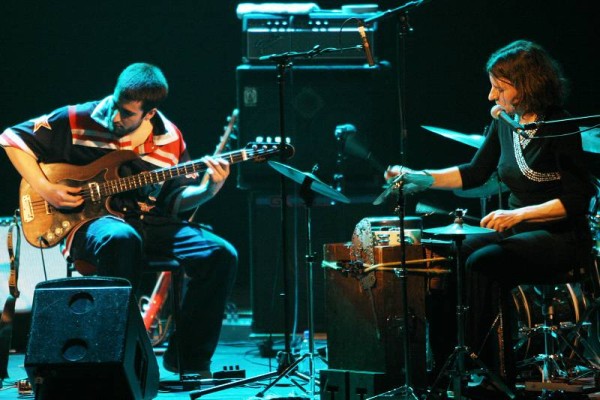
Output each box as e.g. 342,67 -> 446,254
0,217 -> 69,313
322,242 -> 450,390
240,7 -> 378,63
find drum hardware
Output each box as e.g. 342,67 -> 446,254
257,161 -> 349,398
517,284 -> 600,397
422,209 -> 517,400
366,174 -> 424,400
416,202 -> 480,224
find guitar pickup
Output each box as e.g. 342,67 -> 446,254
88,182 -> 101,202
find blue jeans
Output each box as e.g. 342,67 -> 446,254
70,214 -> 238,367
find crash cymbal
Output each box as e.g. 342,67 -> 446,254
424,223 -> 495,236
581,126 -> 600,154
268,161 -> 350,204
373,173 -> 434,205
421,125 -> 485,149
453,173 -> 509,198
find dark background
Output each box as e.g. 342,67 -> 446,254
1,1 -> 598,327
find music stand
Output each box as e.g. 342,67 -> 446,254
423,210 -> 517,400
257,161 -> 350,398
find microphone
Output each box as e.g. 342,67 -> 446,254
490,105 -> 529,139
357,21 -> 375,67
335,123 -> 357,140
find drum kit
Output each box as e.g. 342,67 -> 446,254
201,123 -> 600,399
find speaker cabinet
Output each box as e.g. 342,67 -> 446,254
235,63 -> 398,192
25,277 -> 159,400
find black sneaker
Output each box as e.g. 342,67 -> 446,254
162,348 -> 212,378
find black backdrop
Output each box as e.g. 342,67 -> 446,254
1,0 -> 598,323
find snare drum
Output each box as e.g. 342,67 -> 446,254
351,216 -> 423,266
356,216 -> 422,245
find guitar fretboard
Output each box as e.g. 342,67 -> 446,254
95,145 -> 281,197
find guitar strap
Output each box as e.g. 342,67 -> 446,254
0,211 -> 21,381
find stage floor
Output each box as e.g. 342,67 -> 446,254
3,334 -> 600,399
0,335 -> 329,400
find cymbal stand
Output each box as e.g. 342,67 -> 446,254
254,173 -> 321,398
368,180 -> 418,400
189,49 -> 322,400
425,211 -> 516,400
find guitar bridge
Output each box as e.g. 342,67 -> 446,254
21,194 -> 35,222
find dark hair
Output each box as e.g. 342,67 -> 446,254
114,63 -> 169,112
486,40 -> 569,114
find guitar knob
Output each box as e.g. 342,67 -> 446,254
46,232 -> 55,240
54,227 -> 63,236
62,221 -> 71,229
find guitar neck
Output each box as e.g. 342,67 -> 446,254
102,145 -> 276,196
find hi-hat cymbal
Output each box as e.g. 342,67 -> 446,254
424,223 -> 495,236
421,125 -> 485,149
453,173 -> 509,198
268,161 -> 350,204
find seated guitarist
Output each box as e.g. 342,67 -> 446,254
0,62 -> 237,378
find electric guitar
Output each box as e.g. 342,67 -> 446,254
19,141 -> 293,248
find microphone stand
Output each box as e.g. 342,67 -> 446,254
368,180 -> 419,400
363,0 -> 431,165
523,113 -> 600,130
333,124 -> 353,194
189,44 -> 358,400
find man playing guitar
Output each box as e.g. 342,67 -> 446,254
0,63 -> 238,378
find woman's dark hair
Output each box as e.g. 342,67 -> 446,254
486,40 -> 569,114
114,63 -> 169,113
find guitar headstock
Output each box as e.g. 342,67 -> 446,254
245,141 -> 295,162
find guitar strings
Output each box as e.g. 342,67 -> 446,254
26,146 -> 281,211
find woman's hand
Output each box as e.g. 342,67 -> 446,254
481,209 -> 524,232
384,165 -> 417,181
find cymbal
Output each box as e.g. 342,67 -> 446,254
424,223 -> 495,236
581,126 -> 600,154
421,125 -> 485,149
268,161 -> 350,204
453,173 -> 509,198
373,173 -> 434,205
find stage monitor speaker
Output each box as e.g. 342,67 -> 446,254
24,277 -> 159,400
0,217 -> 69,313
235,63 -> 398,192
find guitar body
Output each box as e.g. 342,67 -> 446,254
19,150 -> 138,248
